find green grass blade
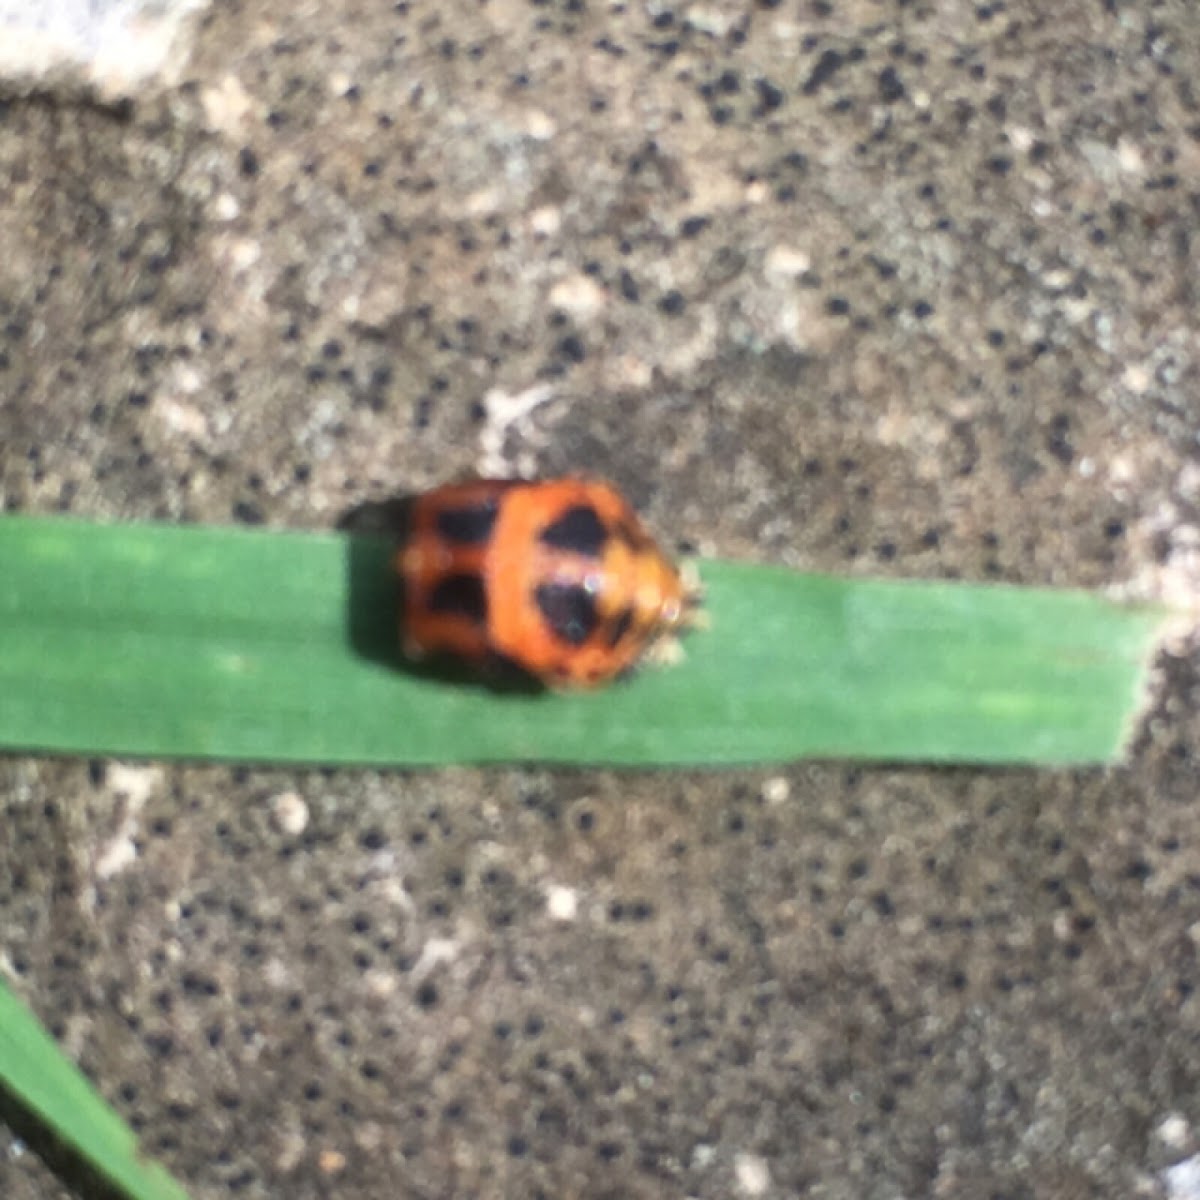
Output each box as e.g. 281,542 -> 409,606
0,515 -> 1170,766
0,980 -> 192,1200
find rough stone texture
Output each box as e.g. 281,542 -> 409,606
2,1 -> 1200,1198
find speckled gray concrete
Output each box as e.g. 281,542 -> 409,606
3,2 -> 1200,1198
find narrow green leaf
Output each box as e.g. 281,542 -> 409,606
0,980 -> 192,1200
0,515 -> 1170,766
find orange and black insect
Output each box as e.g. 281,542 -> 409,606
394,477 -> 698,688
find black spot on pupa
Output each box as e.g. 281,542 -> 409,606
435,497 -> 502,544
535,581 -> 599,646
429,573 -> 487,624
538,504 -> 607,558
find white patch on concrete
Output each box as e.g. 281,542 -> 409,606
0,0 -> 208,98
761,776 -> 790,805
734,1152 -> 771,1196
410,936 -> 459,981
477,383 -> 556,477
545,884 -> 578,922
549,272 -> 607,321
1157,1113 -> 1193,1151
269,790 -> 310,837
93,765 -> 162,880
763,245 -> 812,280
1163,1156 -> 1200,1200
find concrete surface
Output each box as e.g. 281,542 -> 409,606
2,0 -> 1200,1197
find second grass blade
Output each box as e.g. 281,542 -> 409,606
0,516 -> 1169,766
0,980 -> 192,1200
